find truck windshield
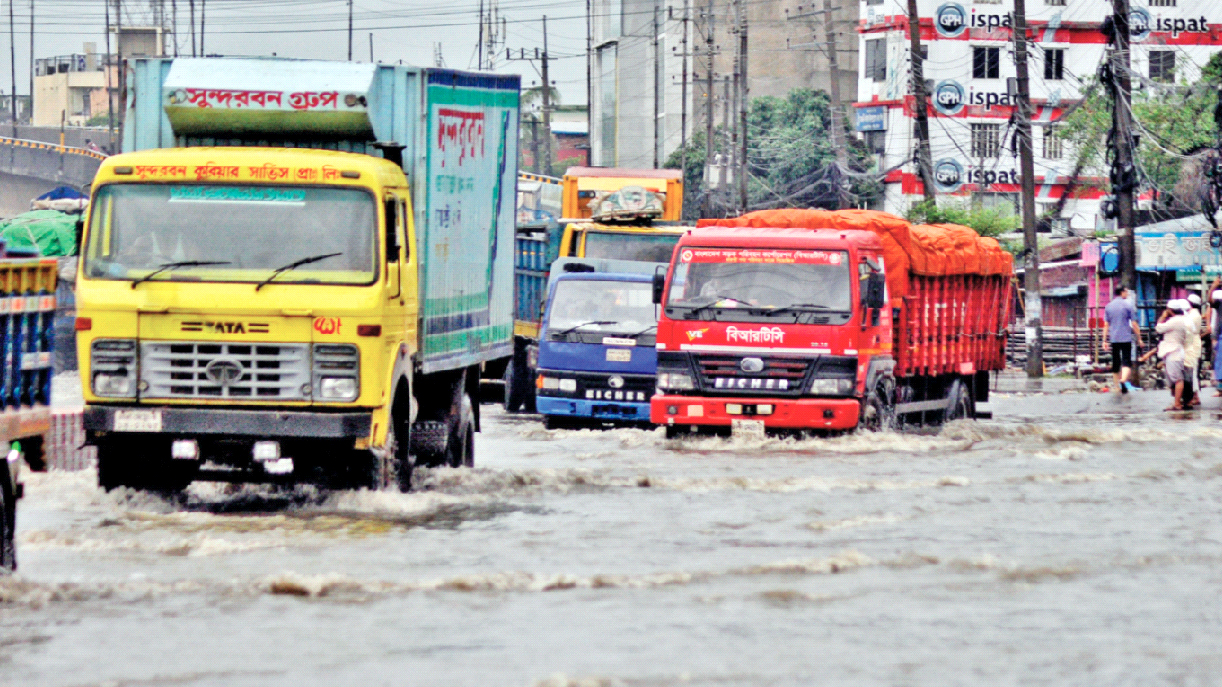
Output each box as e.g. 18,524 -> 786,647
82,184 -> 377,286
548,280 -> 657,335
666,247 -> 851,313
583,231 -> 680,262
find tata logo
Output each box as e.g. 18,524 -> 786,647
935,3 -> 966,37
934,159 -> 965,192
933,80 -> 965,116
208,321 -> 246,334
204,358 -> 244,385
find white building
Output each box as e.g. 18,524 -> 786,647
855,0 -> 1222,232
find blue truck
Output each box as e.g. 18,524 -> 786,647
534,262 -> 661,429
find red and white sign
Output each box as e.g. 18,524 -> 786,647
679,248 -> 844,265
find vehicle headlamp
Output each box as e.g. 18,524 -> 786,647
657,372 -> 695,390
809,378 -> 854,395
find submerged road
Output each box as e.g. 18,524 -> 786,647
2,386 -> 1221,686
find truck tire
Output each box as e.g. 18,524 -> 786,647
943,378 -> 974,423
96,437 -> 134,492
0,468 -> 15,572
861,379 -> 896,432
504,342 -> 533,413
446,392 -> 476,468
411,420 -> 449,467
375,417 -> 413,492
96,437 -> 193,494
503,364 -> 522,412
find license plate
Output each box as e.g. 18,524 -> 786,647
606,348 -> 632,362
113,409 -> 163,433
731,419 -> 765,436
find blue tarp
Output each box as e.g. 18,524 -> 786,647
35,186 -> 86,202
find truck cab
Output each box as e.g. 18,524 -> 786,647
536,271 -> 659,428
650,228 -> 892,435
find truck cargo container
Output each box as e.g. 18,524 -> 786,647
650,209 -> 1013,435
499,167 -> 687,412
0,258 -> 57,570
76,57 -> 519,491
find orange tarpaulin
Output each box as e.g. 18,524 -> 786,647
697,209 -> 1014,306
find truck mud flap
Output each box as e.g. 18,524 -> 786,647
410,420 -> 448,457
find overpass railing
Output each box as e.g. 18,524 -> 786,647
0,135 -> 105,188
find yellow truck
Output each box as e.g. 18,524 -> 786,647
77,57 -> 520,492
499,167 -> 688,411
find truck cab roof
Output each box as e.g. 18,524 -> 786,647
553,272 -> 653,284
94,147 -> 409,189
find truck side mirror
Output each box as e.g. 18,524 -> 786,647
384,199 -> 400,261
652,269 -> 666,305
866,272 -> 886,310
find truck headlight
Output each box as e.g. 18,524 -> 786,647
319,377 -> 359,401
6,444 -> 21,487
657,372 -> 695,390
809,378 -> 854,395
90,339 -> 137,398
538,376 -> 576,393
313,344 -> 359,402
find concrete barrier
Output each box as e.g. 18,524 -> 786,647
0,137 -> 104,190
46,409 -> 94,472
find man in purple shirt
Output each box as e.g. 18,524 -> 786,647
1102,285 -> 1142,394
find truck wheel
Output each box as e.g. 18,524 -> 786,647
504,343 -> 532,413
503,364 -> 523,413
861,380 -> 896,432
96,437 -> 192,494
96,438 -> 133,492
0,469 -> 15,572
943,378 -> 974,423
377,417 -> 413,492
446,392 -> 475,468
410,420 -> 449,468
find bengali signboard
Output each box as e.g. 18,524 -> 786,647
1135,231 -> 1222,270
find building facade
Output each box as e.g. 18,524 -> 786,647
855,0 -> 1222,232
32,44 -> 116,127
591,0 -> 859,169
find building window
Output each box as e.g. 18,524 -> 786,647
866,0 -> 883,6
863,130 -> 886,155
971,123 -> 1002,158
1045,0 -> 1066,5
1149,0 -> 1174,6
865,39 -> 886,82
1043,125 -> 1063,160
1150,50 -> 1175,83
973,47 -> 1000,79
1044,48 -> 1065,80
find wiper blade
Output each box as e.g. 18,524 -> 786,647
130,261 -> 231,289
626,324 -> 658,337
685,295 -> 757,313
554,320 -> 618,337
764,303 -> 834,316
254,252 -> 343,291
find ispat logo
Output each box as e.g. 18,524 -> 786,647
1129,8 -> 1210,40
933,80 -> 966,115
935,3 -> 967,37
934,159 -> 965,192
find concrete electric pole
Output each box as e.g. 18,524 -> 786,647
1014,0 -> 1043,378
906,0 -> 936,203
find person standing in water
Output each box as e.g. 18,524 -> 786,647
1184,293 -> 1204,407
1102,284 -> 1142,394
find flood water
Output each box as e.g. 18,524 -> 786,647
3,388 -> 1222,686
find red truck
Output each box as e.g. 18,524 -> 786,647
649,209 -> 1014,436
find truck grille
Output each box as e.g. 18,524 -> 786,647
141,342 -> 310,400
693,355 -> 813,396
576,372 -> 654,403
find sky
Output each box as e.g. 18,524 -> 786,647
0,0 -> 591,104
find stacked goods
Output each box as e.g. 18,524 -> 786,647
696,209 -> 1016,377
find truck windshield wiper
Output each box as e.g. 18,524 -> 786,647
625,324 -> 658,337
255,252 -> 343,291
554,320 -> 618,337
684,295 -> 757,312
130,261 -> 231,289
764,303 -> 834,316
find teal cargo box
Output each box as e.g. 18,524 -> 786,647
121,57 -> 520,374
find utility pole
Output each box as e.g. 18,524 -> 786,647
199,0 -> 204,55
9,0 -> 17,134
189,0 -> 195,57
679,0 -> 689,182
1014,0 -> 1042,378
105,0 -> 114,150
906,0 -> 936,203
586,0 -> 592,162
477,0 -> 484,69
369,33 -> 373,62
738,0 -> 748,213
347,0 -> 353,61
171,0 -> 177,57
1111,0 -> 1137,289
702,0 -> 715,217
822,0 -> 848,208
28,0 -> 32,120
540,15 -> 553,176
719,74 -> 730,214
653,4 -> 660,168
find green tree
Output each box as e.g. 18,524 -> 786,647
905,199 -> 1019,238
665,88 -> 881,220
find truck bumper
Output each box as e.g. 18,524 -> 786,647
650,395 -> 861,430
537,397 -> 652,422
82,406 -> 373,439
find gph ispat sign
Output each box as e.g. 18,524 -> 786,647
679,248 -> 844,265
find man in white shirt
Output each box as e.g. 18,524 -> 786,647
1183,293 -> 1203,407
1154,300 -> 1191,411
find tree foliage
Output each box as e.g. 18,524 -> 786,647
1058,52 -> 1222,217
904,199 -> 1019,238
665,88 -> 881,220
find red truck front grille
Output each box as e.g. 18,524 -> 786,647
693,356 -> 812,395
